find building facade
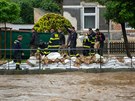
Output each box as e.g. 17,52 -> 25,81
63,0 -> 135,41
63,0 -> 107,31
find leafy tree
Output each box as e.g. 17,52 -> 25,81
97,0 -> 135,58
19,1 -> 34,24
40,0 -> 61,13
56,0 -> 63,14
11,0 -> 62,24
34,13 -> 72,33
0,0 -> 20,27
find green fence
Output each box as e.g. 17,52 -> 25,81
0,30 -> 51,58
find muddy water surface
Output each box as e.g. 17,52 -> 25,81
0,72 -> 135,101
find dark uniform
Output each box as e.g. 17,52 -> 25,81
13,39 -> 23,70
65,26 -> 77,56
83,34 -> 91,56
36,42 -> 49,56
30,31 -> 39,56
48,33 -> 60,52
59,32 -> 65,45
88,31 -> 96,55
96,32 -> 105,56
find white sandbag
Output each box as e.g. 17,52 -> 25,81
47,52 -> 61,60
71,57 -> 76,62
78,35 -> 84,43
64,59 -> 70,64
95,54 -> 103,61
27,56 -> 38,66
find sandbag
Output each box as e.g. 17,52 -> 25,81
47,52 -> 61,60
94,41 -> 100,49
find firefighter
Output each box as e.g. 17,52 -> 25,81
58,28 -> 65,46
13,35 -> 24,70
88,28 -> 96,55
57,28 -> 66,54
30,28 -> 39,56
48,29 -> 60,52
83,33 -> 91,56
95,28 -> 105,56
36,41 -> 49,56
64,25 -> 77,56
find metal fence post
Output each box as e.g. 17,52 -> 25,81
100,48 -> 101,70
131,57 -> 133,68
69,47 -> 71,69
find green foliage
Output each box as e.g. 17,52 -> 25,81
19,1 -> 34,24
98,0 -> 135,28
40,0 -> 61,13
10,0 -> 62,24
34,13 -> 72,34
0,0 -> 20,23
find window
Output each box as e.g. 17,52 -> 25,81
84,7 -> 95,13
83,7 -> 97,30
84,16 -> 95,28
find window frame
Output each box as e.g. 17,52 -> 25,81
82,6 -> 99,30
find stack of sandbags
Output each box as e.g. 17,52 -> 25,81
42,53 -> 70,65
74,57 -> 82,67
95,54 -> 104,63
116,57 -> 124,63
0,60 -> 7,65
35,52 -> 42,60
73,54 -> 104,67
26,56 -> 39,67
124,57 -> 135,67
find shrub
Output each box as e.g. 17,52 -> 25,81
34,13 -> 72,34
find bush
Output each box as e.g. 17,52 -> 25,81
34,13 -> 72,34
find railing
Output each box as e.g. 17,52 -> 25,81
104,42 -> 135,54
0,48 -> 134,72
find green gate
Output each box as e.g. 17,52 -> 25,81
0,30 -> 51,59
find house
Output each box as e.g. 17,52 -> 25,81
63,0 -> 135,41
63,0 -> 107,31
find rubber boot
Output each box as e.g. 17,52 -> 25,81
16,64 -> 22,70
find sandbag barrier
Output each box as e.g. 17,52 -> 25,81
0,48 -> 135,74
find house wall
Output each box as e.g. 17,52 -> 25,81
34,8 -> 48,23
99,8 -> 108,30
63,1 -> 108,31
64,8 -> 81,30
63,0 -> 80,5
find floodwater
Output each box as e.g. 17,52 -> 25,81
0,72 -> 135,101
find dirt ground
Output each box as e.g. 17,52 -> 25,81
0,72 -> 135,101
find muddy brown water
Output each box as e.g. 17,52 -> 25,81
0,72 -> 135,101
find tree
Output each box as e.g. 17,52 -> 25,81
0,0 -> 20,27
56,0 -> 63,15
97,0 -> 135,58
34,13 -> 72,33
11,0 -> 62,24
0,0 -> 20,58
40,0 -> 61,13
19,0 -> 34,24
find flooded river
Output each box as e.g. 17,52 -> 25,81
0,72 -> 135,101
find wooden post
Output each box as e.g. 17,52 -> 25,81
0,28 -> 1,59
10,28 -> 12,59
4,27 -> 7,58
107,19 -> 110,57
